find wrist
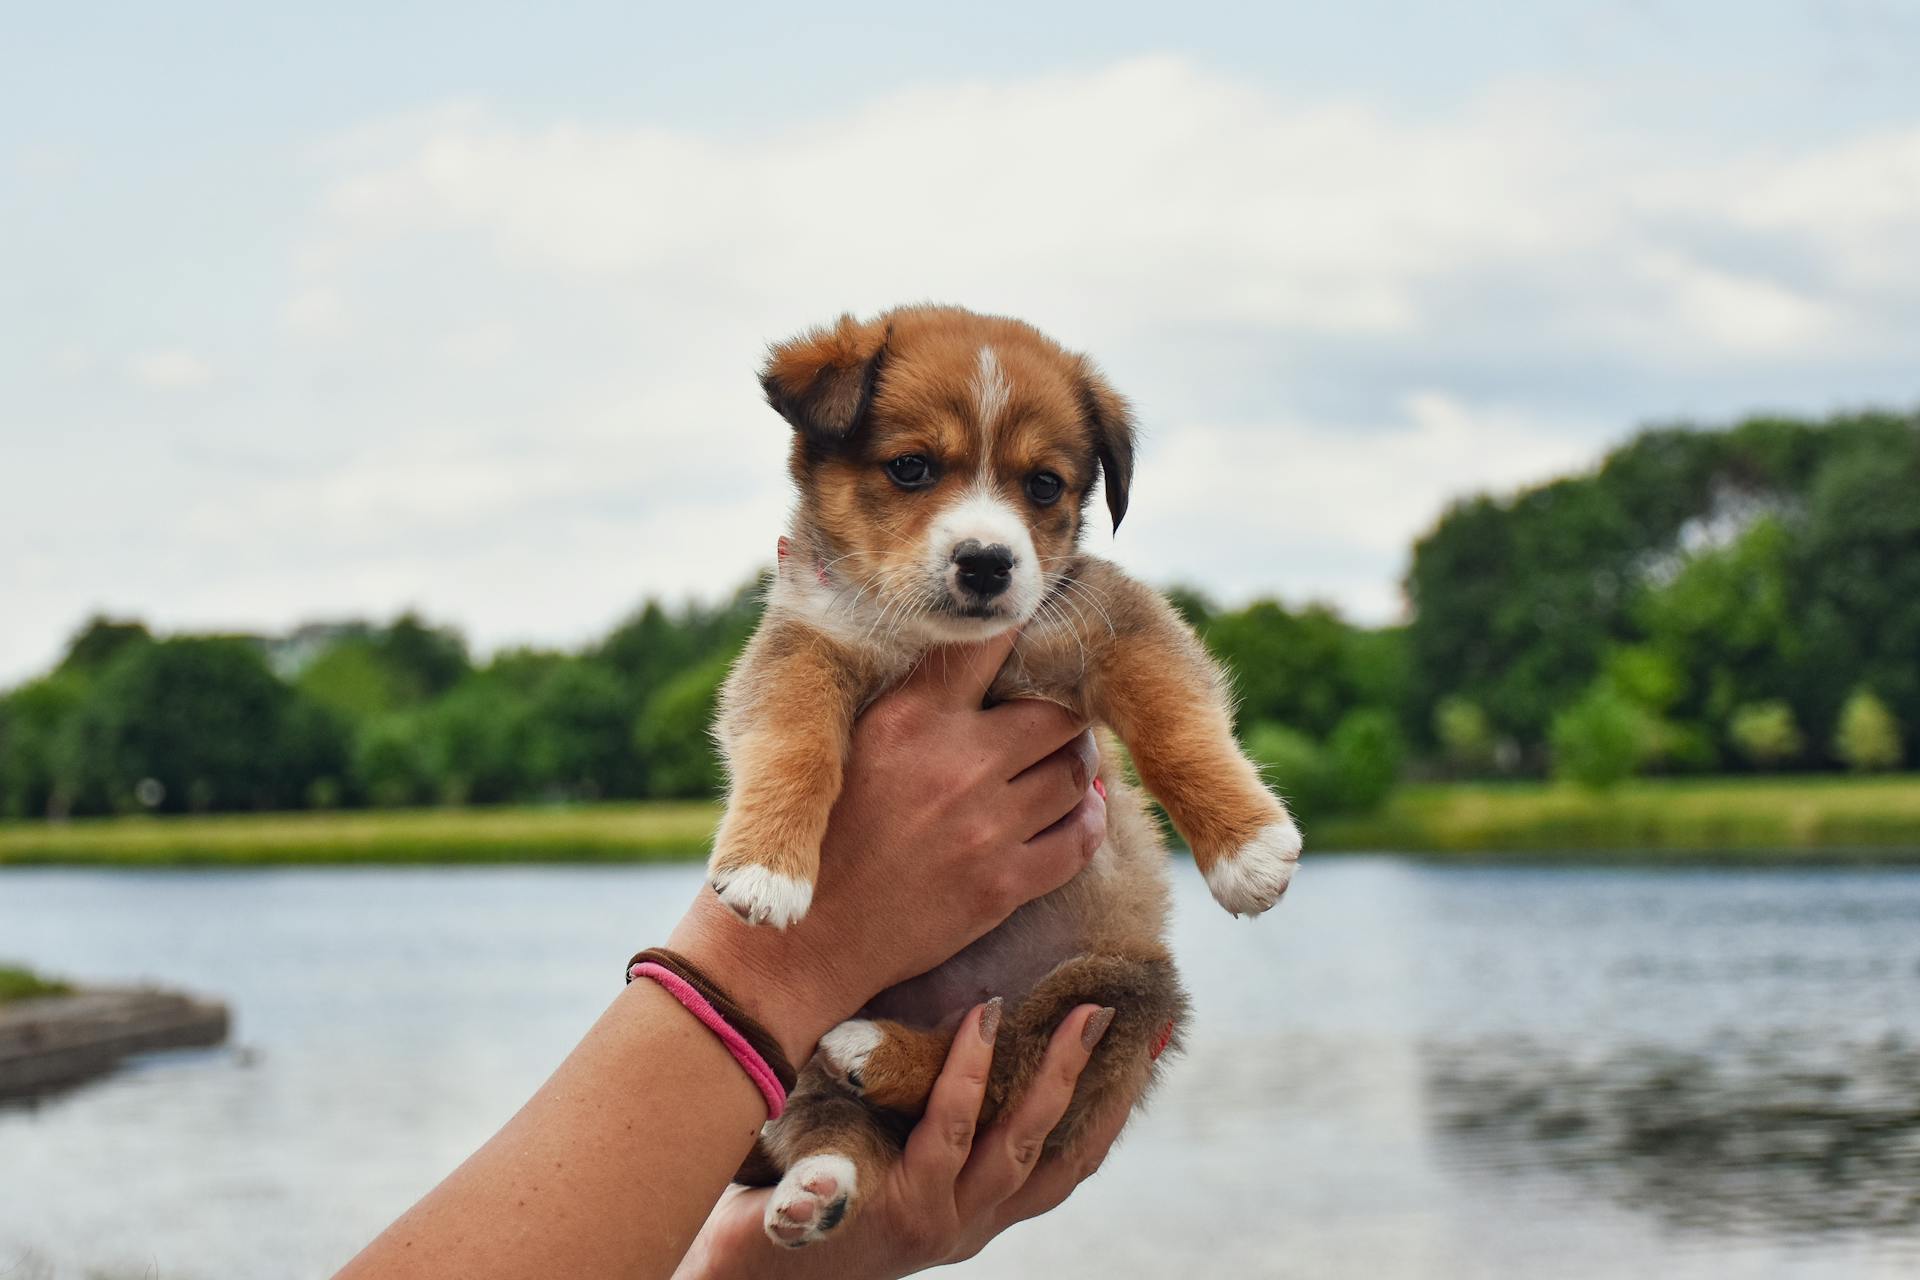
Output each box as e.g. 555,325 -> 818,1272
666,891 -> 857,1065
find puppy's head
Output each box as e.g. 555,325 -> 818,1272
764,305 -> 1135,643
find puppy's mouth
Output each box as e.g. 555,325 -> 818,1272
938,597 -> 1011,622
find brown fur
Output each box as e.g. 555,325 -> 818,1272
711,305 -> 1298,1244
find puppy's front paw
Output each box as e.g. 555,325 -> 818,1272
1203,818 -> 1301,916
765,1153 -> 856,1247
708,863 -> 814,929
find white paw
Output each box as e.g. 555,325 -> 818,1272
765,1153 -> 857,1247
1204,819 -> 1301,917
818,1019 -> 883,1090
709,864 -> 814,929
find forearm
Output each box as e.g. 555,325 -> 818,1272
335,979 -> 774,1280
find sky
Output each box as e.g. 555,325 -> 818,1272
4,1 -> 1919,686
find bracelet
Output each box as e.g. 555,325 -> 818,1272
625,947 -> 798,1119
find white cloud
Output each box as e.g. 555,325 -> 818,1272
4,56 -> 1919,685
126,349 -> 213,389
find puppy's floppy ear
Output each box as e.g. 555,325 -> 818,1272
761,314 -> 889,445
1077,359 -> 1137,532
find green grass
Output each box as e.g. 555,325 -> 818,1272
0,802 -> 720,866
3,776 -> 1919,868
0,964 -> 75,1003
1312,774 -> 1920,861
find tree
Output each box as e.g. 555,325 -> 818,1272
56,616 -> 151,674
376,612 -> 472,701
635,656 -> 733,799
58,638 -> 348,813
1728,701 -> 1804,770
523,661 -> 641,799
1792,429 -> 1920,763
0,675 -> 89,818
1833,688 -> 1903,772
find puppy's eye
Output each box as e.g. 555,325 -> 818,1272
1026,471 -> 1064,505
885,455 -> 935,489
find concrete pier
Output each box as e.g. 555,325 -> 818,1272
0,986 -> 230,1097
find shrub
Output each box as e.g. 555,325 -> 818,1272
1551,683 -> 1652,790
1833,688 -> 1903,772
1244,722 -> 1340,821
1327,708 -> 1404,812
1728,700 -> 1803,770
1433,696 -> 1494,774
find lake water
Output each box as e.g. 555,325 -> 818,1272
2,859 -> 1918,1279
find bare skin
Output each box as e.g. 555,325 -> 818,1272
333,633 -> 1114,1280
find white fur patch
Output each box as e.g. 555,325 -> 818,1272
971,344 -> 1011,438
765,1152 -> 858,1248
1203,819 -> 1302,917
928,484 -> 1041,622
709,863 -> 814,929
818,1019 -> 883,1087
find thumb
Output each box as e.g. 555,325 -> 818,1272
900,628 -> 1020,710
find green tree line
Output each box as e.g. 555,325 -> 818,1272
1,408 -> 1913,822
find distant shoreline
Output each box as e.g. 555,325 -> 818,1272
2,778 -> 1919,867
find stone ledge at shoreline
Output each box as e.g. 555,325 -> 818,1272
0,986 -> 230,1097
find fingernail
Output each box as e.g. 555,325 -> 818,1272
1092,777 -> 1107,799
979,996 -> 1004,1045
1082,1006 -> 1116,1053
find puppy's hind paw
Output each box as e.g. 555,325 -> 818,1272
817,1019 -> 883,1092
765,1154 -> 856,1247
709,864 -> 814,929
1203,819 -> 1301,917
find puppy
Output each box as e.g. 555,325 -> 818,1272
711,305 -> 1299,1246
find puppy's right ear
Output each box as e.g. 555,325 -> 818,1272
760,314 -> 889,445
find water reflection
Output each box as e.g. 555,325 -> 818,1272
1428,1033 -> 1920,1236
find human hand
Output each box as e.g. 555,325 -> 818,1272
671,630 -> 1107,1063
674,1001 -> 1128,1280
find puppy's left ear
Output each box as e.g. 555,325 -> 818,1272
1078,359 -> 1137,532
761,314 -> 889,446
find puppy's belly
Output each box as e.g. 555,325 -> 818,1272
860,883 -> 1089,1029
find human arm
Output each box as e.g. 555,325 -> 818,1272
332,633 -> 1107,1280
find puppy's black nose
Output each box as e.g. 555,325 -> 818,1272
952,541 -> 1015,599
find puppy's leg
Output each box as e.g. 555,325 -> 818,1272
821,954 -> 1188,1152
1094,621 -> 1300,916
708,628 -> 860,928
758,1071 -> 908,1248
817,1017 -> 955,1116
988,950 -> 1188,1154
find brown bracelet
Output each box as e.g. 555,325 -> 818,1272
626,947 -> 800,1094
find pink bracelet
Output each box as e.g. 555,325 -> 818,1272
629,961 -> 788,1119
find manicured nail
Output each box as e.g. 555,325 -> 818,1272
979,996 -> 1004,1045
1092,777 -> 1107,799
1082,1006 -> 1116,1052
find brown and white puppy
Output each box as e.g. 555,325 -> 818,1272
712,305 -> 1299,1246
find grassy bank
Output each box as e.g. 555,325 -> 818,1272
1312,775 -> 1920,860
0,803 -> 719,866
0,965 -> 74,1003
3,776 -> 1919,867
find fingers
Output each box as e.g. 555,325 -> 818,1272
1017,784 -> 1108,901
994,1091 -> 1132,1228
1005,731 -> 1100,841
901,630 -> 1020,710
902,1000 -> 1002,1183
992,702 -> 1094,779
954,1004 -> 1108,1220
